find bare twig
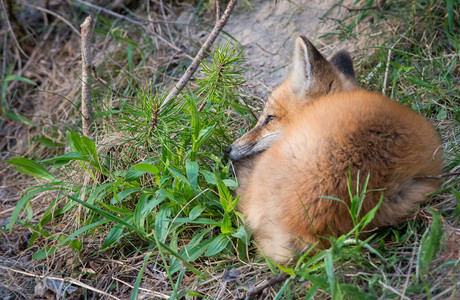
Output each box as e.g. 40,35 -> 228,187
81,15 -> 93,137
382,38 -> 402,95
0,0 -> 28,58
159,0 -> 238,112
159,0 -> 173,41
1,3 -> 7,84
19,0 -> 81,37
243,272 -> 290,300
74,0 -> 192,60
382,47 -> 392,95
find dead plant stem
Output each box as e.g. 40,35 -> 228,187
81,15 -> 93,137
159,0 -> 238,112
19,0 -> 81,37
0,0 -> 28,58
74,0 -> 192,60
0,265 -> 121,300
159,0 -> 173,41
1,6 -> 7,84
112,276 -> 169,299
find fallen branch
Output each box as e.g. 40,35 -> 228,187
243,272 -> 290,300
159,0 -> 238,113
81,15 -> 93,137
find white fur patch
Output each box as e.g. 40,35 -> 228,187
253,131 -> 283,153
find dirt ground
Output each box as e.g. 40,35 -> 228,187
225,0 -> 350,98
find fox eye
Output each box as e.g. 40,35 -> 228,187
264,115 -> 276,125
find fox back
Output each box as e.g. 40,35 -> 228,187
227,36 -> 443,263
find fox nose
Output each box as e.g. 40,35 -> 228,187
224,145 -> 232,154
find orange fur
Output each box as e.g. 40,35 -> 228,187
241,91 -> 442,262
228,37 -> 443,263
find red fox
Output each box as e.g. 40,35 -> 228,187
226,36 -> 443,263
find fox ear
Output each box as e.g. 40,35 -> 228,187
290,36 -> 330,95
330,50 -> 355,78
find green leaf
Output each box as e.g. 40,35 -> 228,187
436,108 -> 447,121
8,186 -> 65,231
7,158 -> 58,182
223,179 -> 238,190
110,187 -> 141,204
231,226 -> 249,243
155,205 -> 172,242
418,209 -> 443,278
36,137 -> 64,149
179,228 -> 213,262
325,251 -> 335,297
220,214 -> 232,235
67,195 -> 145,237
102,222 -> 126,249
200,170 -> 216,184
188,96 -> 200,140
168,167 -> 191,187
214,173 -> 232,212
87,182 -> 114,205
185,159 -> 199,192
126,163 -> 160,181
205,235 -> 229,257
41,152 -> 87,165
151,229 -> 202,276
131,253 -> 150,300
4,74 -> 37,85
189,205 -> 205,221
134,194 -> 150,228
59,219 -> 109,246
195,125 -> 216,150
69,239 -> 82,253
274,263 -> 294,276
171,217 -> 220,227
5,110 -> 37,126
33,247 -> 57,260
99,202 -> 133,215
67,131 -> 85,155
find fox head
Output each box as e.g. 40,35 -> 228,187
226,36 -> 359,161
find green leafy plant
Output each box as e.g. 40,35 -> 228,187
7,42 -> 249,295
